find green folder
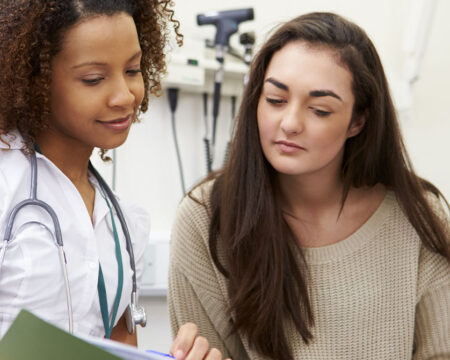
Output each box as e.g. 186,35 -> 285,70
0,309 -> 122,360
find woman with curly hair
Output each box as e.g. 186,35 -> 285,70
168,12 -> 450,360
0,1 -> 224,358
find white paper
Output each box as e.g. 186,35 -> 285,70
77,334 -> 174,360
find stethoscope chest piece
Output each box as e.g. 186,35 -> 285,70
125,302 -> 147,334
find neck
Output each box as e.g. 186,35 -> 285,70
278,171 -> 344,221
35,130 -> 93,186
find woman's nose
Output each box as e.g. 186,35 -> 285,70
280,104 -> 304,135
108,77 -> 135,108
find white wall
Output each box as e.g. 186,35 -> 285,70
94,0 -> 450,353
401,1 -> 450,198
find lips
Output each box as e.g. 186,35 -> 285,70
97,114 -> 132,131
275,140 -> 305,153
108,116 -> 130,123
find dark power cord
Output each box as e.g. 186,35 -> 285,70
167,88 -> 186,195
202,92 -> 212,173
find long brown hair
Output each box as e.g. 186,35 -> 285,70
0,0 -> 183,151
201,12 -> 450,359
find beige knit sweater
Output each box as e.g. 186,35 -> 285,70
168,183 -> 450,360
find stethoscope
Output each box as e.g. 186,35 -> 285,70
0,150 -> 146,335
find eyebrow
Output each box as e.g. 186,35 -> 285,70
71,50 -> 142,69
309,90 -> 342,101
265,77 -> 288,91
265,77 -> 343,102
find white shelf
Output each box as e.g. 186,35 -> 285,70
140,286 -> 167,298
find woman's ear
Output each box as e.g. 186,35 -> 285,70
347,115 -> 366,138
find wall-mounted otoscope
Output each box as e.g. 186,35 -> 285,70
197,8 -> 254,51
240,31 -> 255,86
240,31 -> 255,65
197,8 -> 254,173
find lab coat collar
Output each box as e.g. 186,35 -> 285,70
0,130 -> 52,163
0,129 -> 26,150
88,171 -> 118,232
1,129 -> 114,228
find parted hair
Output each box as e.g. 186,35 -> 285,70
0,0 -> 182,150
199,12 -> 450,360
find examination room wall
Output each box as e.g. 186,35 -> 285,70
91,0 -> 450,352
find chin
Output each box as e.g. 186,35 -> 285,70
271,164 -> 308,176
266,156 -> 304,175
100,131 -> 131,149
95,138 -> 127,150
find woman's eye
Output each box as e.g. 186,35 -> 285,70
127,69 -> 142,76
82,77 -> 104,85
313,108 -> 331,117
266,97 -> 285,105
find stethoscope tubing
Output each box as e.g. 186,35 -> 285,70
88,163 -> 137,296
0,151 -> 140,334
1,152 -> 73,332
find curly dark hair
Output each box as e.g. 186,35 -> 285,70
0,0 -> 183,151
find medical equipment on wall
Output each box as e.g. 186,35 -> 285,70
223,94 -> 237,165
221,31 -> 255,165
0,151 -> 147,335
239,31 -> 255,86
391,0 -> 437,113
197,8 -> 254,173
167,87 -> 186,195
202,92 -> 212,173
162,8 -> 255,192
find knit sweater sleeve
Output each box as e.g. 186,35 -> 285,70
413,194 -> 450,359
414,281 -> 450,359
168,183 -> 246,358
168,262 -> 231,357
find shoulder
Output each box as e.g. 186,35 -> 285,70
0,164 -> 7,215
120,200 -> 151,247
390,188 -> 449,230
0,131 -> 29,179
122,200 -> 151,225
89,169 -> 151,247
416,190 -> 450,299
0,130 -> 26,151
368,190 -> 417,242
170,180 -> 216,273
385,188 -> 450,300
379,189 -> 448,237
184,179 -> 215,211
175,180 -> 215,233
369,190 -> 447,272
417,242 -> 450,293
424,190 -> 450,226
0,138 -> 29,217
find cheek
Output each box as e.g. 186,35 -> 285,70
51,88 -> 96,118
51,74 -> 95,113
50,86 -> 75,120
310,123 -> 350,153
257,100 -> 274,143
134,78 -> 145,106
257,115 -> 269,148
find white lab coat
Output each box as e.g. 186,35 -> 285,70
0,131 -> 150,338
